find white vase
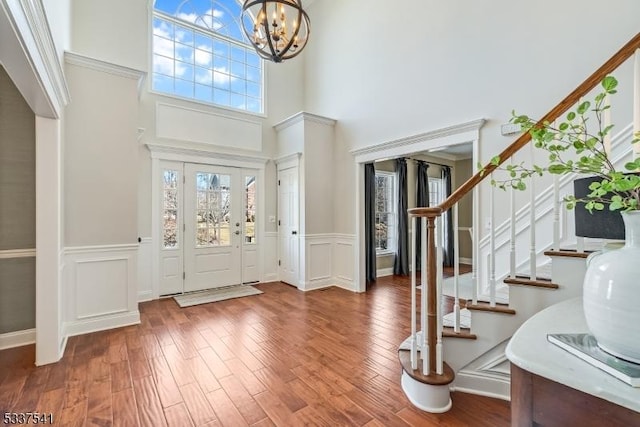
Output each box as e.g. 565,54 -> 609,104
583,210 -> 640,364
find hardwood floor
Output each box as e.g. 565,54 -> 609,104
0,278 -> 509,426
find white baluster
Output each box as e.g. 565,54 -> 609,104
436,216 -> 444,375
509,157 -> 516,279
453,203 -> 461,333
553,175 -> 560,251
472,185 -> 479,305
489,174 -> 496,307
529,143 -> 537,281
577,236 -> 585,253
410,216 -> 417,370
421,217 -> 428,374
634,49 -> 640,160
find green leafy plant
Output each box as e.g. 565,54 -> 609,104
484,76 -> 640,212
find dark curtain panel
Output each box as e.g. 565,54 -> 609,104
394,158 -> 409,275
442,165 -> 454,267
364,163 -> 377,284
415,161 -> 430,269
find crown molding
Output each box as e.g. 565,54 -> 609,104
65,51 -> 146,81
274,111 -> 337,132
1,0 -> 71,116
351,119 -> 486,158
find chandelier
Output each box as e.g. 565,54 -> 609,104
241,0 -> 310,63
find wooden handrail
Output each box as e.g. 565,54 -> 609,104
409,31 -> 640,218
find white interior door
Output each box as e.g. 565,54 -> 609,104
278,166 -> 299,286
184,164 -> 242,292
159,162 -> 184,296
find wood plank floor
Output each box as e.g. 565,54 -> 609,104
0,278 -> 510,426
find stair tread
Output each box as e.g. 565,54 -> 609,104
442,327 -> 477,340
504,276 -> 559,289
466,301 -> 516,315
398,349 -> 455,385
544,249 -> 593,259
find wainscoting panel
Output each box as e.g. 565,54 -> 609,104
302,235 -> 333,290
334,234 -> 356,291
65,244 -> 140,336
137,237 -> 153,302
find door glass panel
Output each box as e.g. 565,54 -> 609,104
163,170 -> 178,248
195,172 -> 231,247
245,175 -> 256,244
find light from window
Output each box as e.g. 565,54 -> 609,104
429,178 -> 444,207
375,172 -> 396,253
152,0 -> 263,113
163,170 -> 179,248
245,175 -> 256,244
195,172 -> 231,246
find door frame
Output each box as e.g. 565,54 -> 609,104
351,120 -> 485,292
148,143 -> 268,299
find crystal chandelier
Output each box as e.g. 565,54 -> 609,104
241,0 -> 310,63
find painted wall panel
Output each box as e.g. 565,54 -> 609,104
64,63 -> 139,246
0,258 -> 35,334
0,66 -> 35,251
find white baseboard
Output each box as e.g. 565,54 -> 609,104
377,267 -> 394,277
300,278 -> 334,292
138,290 -> 153,302
263,273 -> 278,283
65,311 -> 141,337
0,328 -> 36,350
459,257 -> 472,265
452,370 -> 511,401
334,278 -> 357,292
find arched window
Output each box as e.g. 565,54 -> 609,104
152,0 -> 263,114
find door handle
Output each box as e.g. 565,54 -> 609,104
292,231 -> 298,235
235,230 -> 241,235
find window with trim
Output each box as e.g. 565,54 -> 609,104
152,0 -> 263,113
375,171 -> 397,253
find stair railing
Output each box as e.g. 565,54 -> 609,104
406,32 -> 640,381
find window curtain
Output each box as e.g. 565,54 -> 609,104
364,163 -> 377,284
442,165 -> 454,267
394,158 -> 409,275
415,161 -> 430,269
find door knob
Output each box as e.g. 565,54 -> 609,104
292,231 -> 298,235
235,230 -> 240,235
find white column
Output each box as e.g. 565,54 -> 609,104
421,217 -> 427,372
435,216 -> 444,375
553,175 -> 560,251
35,116 -> 64,366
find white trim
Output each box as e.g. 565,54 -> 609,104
274,152 -> 302,168
459,257 -> 473,265
0,0 -> 70,117
273,112 -> 337,132
147,143 -> 269,167
0,328 -> 36,350
0,248 -> 36,259
65,51 -> 146,81
352,119 -> 486,161
65,312 -> 140,338
65,243 -> 139,255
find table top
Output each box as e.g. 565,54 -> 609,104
506,297 -> 640,413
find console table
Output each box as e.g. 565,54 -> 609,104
506,297 -> 640,426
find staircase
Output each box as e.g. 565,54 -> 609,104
398,32 -> 640,412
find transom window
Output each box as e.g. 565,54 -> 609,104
152,0 -> 263,113
375,171 -> 397,253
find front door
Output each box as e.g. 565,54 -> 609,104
184,164 -> 242,292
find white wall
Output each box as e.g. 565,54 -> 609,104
305,0 -> 640,238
